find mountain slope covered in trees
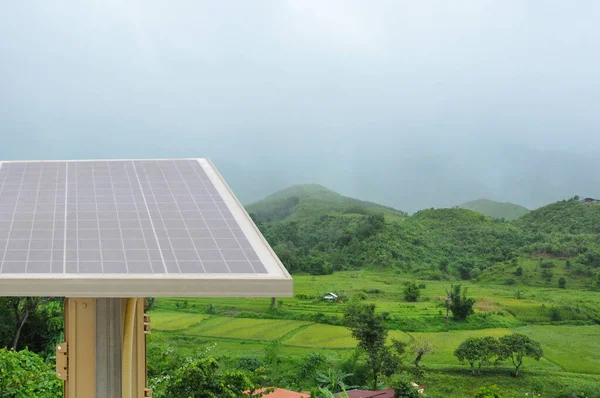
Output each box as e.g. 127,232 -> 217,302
246,184 -> 407,222
252,186 -> 600,287
458,198 -> 530,220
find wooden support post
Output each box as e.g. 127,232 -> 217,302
64,298 -> 96,398
61,298 -> 150,398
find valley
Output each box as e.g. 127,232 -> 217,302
144,186 -> 600,397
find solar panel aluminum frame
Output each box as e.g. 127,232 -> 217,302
0,158 -> 292,297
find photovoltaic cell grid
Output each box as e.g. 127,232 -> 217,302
0,160 -> 267,275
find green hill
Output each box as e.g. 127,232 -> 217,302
247,186 -> 600,287
516,196 -> 600,234
246,184 -> 407,222
458,198 -> 529,220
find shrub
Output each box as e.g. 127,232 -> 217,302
541,269 -> 553,282
404,283 -> 421,302
540,260 -> 556,269
549,307 -> 562,322
558,277 -> 566,289
473,384 -> 503,398
386,374 -> 420,398
0,348 -> 62,397
164,356 -> 265,398
450,285 -> 475,321
355,292 -> 368,300
514,266 -> 523,276
417,283 -> 426,289
206,303 -> 218,314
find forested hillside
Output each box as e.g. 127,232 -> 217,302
246,184 -> 407,222
251,186 -> 600,287
516,197 -> 600,234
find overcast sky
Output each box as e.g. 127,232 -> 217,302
1,1 -> 599,209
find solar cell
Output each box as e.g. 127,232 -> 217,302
0,159 -> 291,297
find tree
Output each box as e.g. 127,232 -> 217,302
411,338 -> 434,369
403,283 -> 421,302
145,298 -> 156,312
541,269 -> 553,282
558,277 -> 566,289
263,341 -> 282,385
454,337 -> 500,375
0,348 -> 62,397
443,285 -> 453,323
2,297 -> 57,350
344,303 -> 391,390
497,333 -> 543,377
164,356 -> 269,397
450,285 -> 475,321
439,259 -> 449,273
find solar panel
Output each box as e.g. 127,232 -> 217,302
0,159 -> 292,297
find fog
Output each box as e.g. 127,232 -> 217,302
1,1 -> 599,212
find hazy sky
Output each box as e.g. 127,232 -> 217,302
1,1 -> 599,210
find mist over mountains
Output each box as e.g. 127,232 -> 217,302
220,143 -> 600,214
2,2 -> 600,214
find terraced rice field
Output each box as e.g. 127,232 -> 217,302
151,311 -> 210,331
185,317 -> 309,341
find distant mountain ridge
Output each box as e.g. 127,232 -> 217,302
246,184 -> 407,222
248,184 -> 600,289
458,199 -> 530,220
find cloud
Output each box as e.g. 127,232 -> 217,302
279,0 -> 389,54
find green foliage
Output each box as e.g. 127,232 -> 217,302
0,298 -> 62,354
516,198 -> 600,235
386,374 -> 420,398
558,277 -> 567,289
541,269 -> 554,282
472,384 -> 503,398
316,368 -> 353,392
454,337 -> 500,374
344,303 -> 400,390
246,184 -> 406,223
514,266 -> 523,276
163,356 -> 267,398
205,303 -> 218,314
450,285 -> 475,321
250,187 -> 600,280
403,283 -> 421,302
497,333 -> 543,377
0,348 -> 62,398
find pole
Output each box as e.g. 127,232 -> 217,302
60,298 -> 149,398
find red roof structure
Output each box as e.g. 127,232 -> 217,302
249,388 -> 310,398
335,388 -> 395,398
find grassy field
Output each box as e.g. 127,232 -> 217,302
148,269 -> 600,397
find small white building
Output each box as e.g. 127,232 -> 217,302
323,292 -> 338,300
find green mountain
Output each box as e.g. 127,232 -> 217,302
249,185 -> 600,287
516,196 -> 600,234
458,198 -> 529,220
246,184 -> 407,222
